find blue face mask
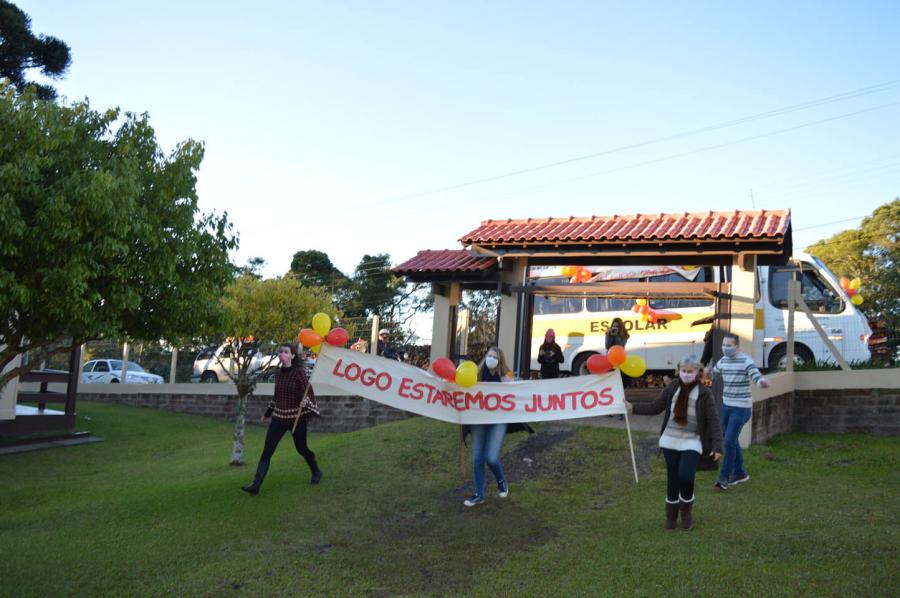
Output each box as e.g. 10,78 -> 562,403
722,346 -> 738,358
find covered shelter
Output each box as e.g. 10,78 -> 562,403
394,209 -> 792,375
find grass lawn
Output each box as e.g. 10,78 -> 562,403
1,402 -> 898,597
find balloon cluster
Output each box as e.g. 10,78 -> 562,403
630,298 -> 683,323
839,277 -> 865,306
431,357 -> 480,388
560,266 -> 593,284
298,313 -> 349,353
585,345 -> 647,378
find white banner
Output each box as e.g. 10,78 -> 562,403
310,346 -> 626,425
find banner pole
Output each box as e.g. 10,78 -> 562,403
622,405 -> 639,484
459,425 -> 466,483
291,380 -> 313,434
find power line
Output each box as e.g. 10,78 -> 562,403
419,99 -> 900,210
378,78 -> 900,203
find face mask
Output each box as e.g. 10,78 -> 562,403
278,352 -> 292,366
679,371 -> 697,384
485,356 -> 499,369
722,346 -> 738,358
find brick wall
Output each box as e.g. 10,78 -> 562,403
79,392 -> 415,432
792,388 -> 900,435
751,392 -> 794,444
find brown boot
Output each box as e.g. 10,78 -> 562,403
679,496 -> 694,530
665,500 -> 679,530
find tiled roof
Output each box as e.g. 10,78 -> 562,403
459,210 -> 790,245
392,249 -> 495,275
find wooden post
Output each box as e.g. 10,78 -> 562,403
370,316 -> 380,355
169,348 -> 178,384
121,342 -> 129,383
786,279 -> 797,372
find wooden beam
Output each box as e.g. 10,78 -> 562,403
793,292 -> 851,371
512,282 -> 720,298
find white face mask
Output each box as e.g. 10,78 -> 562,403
485,356 -> 499,369
679,371 -> 697,384
722,345 -> 738,358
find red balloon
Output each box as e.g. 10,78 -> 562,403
432,357 -> 457,381
846,288 -> 857,297
326,327 -> 349,346
607,345 -> 627,367
299,328 -> 323,348
648,312 -> 658,323
587,354 -> 613,374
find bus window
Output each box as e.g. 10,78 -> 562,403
648,270 -> 713,309
534,296 -> 584,315
769,266 -> 844,314
586,297 -> 631,312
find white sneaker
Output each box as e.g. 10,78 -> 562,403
498,480 -> 509,498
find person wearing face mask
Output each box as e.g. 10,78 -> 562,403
537,329 -> 565,379
242,342 -> 322,494
707,332 -> 769,490
463,347 -> 518,507
626,355 -> 723,530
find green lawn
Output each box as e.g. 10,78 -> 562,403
1,402 -> 897,597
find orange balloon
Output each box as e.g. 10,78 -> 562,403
299,328 -> 323,348
607,345 -> 627,367
560,266 -> 574,276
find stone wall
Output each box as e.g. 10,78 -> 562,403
792,388 -> 900,435
751,392 -> 794,444
79,392 -> 415,432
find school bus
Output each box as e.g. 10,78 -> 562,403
529,255 -> 871,374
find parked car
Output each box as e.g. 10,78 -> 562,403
192,343 -> 278,383
82,360 -> 164,384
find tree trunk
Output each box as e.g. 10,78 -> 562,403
230,392 -> 249,465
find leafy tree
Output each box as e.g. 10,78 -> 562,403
217,275 -> 339,465
0,1 -> 71,99
0,85 -> 237,394
807,198 -> 899,328
289,249 -> 347,291
341,254 -> 432,346
460,290 -> 500,347
239,256 -> 266,279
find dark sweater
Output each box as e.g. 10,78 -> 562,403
632,381 -> 723,455
265,365 -> 319,422
537,343 -> 564,379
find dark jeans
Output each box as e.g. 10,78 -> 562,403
259,417 -> 317,473
662,448 -> 700,502
719,405 -> 751,483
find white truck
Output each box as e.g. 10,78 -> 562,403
191,343 -> 279,383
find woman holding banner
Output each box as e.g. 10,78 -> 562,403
242,342 -> 322,495
626,354 -> 722,530
463,347 -> 514,507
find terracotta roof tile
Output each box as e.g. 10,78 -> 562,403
392,249 -> 495,275
459,210 -> 790,245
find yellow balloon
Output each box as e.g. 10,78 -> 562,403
458,360 -> 478,374
636,298 -> 647,306
851,294 -> 864,306
849,278 -> 861,290
312,312 -> 331,336
311,343 -> 321,354
619,354 -> 647,378
456,368 -> 478,388
640,312 -> 649,321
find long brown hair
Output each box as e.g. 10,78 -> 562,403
478,346 -> 512,380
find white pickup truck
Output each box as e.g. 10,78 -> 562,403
191,343 -> 278,383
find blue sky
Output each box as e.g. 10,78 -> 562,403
18,1 -> 900,277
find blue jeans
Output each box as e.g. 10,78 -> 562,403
719,405 -> 752,483
470,423 -> 507,498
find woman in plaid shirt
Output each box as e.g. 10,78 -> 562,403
242,342 -> 322,494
